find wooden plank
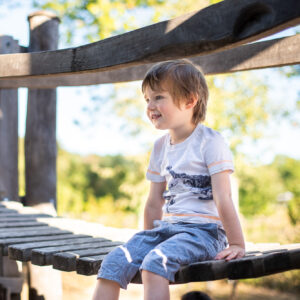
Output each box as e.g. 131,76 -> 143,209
0,0 -> 299,84
52,245 -> 120,272
8,237 -> 109,262
76,255 -> 106,276
0,233 -> 90,256
0,217 -> 48,222
0,214 -> 51,220
31,241 -> 122,266
0,228 -> 71,239
0,34 -> 299,88
0,221 -> 49,228
0,226 -> 49,233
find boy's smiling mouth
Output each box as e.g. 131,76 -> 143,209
151,113 -> 162,120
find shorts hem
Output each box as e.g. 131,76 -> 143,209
139,266 -> 174,283
97,274 -> 127,290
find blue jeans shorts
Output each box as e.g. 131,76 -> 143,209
97,221 -> 227,289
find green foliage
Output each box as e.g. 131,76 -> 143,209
56,146 -> 149,227
235,154 -> 285,217
33,0 -> 166,44
272,155 -> 300,224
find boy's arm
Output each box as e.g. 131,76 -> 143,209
211,170 -> 245,261
144,181 -> 166,230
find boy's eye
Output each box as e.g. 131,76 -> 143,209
155,95 -> 163,100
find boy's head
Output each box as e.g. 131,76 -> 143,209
142,59 -> 209,124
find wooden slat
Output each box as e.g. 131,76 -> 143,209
76,255 -> 106,276
0,221 -> 49,228
0,226 -> 49,233
52,245 -> 120,272
0,228 -> 71,239
31,241 -> 122,266
0,34 -> 299,88
0,0 -> 299,86
8,237 -> 109,262
0,214 -> 51,220
0,233 -> 90,256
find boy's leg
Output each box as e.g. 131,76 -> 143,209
142,270 -> 170,300
97,223 -> 169,289
140,223 -> 224,284
92,278 -> 120,300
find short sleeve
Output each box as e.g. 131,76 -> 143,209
146,138 -> 166,182
204,134 -> 234,176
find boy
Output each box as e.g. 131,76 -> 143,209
92,59 -> 245,300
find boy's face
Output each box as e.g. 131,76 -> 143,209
144,85 -> 193,131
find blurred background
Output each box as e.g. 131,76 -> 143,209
1,0 -> 300,299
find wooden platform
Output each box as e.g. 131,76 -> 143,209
0,201 -> 299,284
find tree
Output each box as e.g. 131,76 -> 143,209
272,155 -> 300,224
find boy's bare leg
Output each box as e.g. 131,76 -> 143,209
142,270 -> 170,300
92,279 -> 120,300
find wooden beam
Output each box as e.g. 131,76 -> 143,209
0,0 -> 299,88
0,34 -> 299,88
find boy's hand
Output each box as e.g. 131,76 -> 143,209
214,245 -> 245,261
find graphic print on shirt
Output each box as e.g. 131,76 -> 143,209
163,166 -> 213,212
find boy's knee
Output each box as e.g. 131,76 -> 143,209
140,248 -> 178,282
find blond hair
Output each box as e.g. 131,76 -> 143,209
142,59 -> 209,124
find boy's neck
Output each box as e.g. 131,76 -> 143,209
169,123 -> 197,145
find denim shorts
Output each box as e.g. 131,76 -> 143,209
97,221 -> 227,289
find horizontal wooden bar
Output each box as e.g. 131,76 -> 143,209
0,221 -> 49,228
0,34 -> 299,88
8,237 -> 109,262
31,241 -> 122,266
52,245 -> 120,272
0,233 -> 90,256
0,0 -> 299,88
0,228 -> 71,239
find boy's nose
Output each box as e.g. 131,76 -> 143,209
147,100 -> 155,110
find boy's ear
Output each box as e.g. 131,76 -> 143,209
185,94 -> 198,109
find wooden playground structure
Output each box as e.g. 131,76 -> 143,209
0,0 -> 300,299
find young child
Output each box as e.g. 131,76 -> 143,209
92,59 -> 245,300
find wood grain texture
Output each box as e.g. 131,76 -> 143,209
0,36 -> 19,201
0,234 -> 90,256
31,241 -> 121,266
52,245 -> 120,271
0,227 -> 70,239
0,0 -> 299,85
8,237 -> 108,262
0,34 -> 299,88
24,13 -> 59,209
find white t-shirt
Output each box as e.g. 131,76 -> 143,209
146,124 -> 234,226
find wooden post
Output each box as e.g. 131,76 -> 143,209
25,12 -> 63,300
0,36 -> 19,202
0,35 -> 22,300
25,11 -> 60,211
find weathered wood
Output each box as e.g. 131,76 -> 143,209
0,221 -> 48,228
0,226 -> 49,233
52,245 -> 119,272
1,34 -> 300,88
0,0 -> 299,86
76,255 -> 106,275
8,237 -> 109,262
0,227 -> 70,239
25,11 -> 59,209
0,233 -> 90,256
31,241 -> 121,266
0,36 -> 20,201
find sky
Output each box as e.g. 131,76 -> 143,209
1,1 -> 299,164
